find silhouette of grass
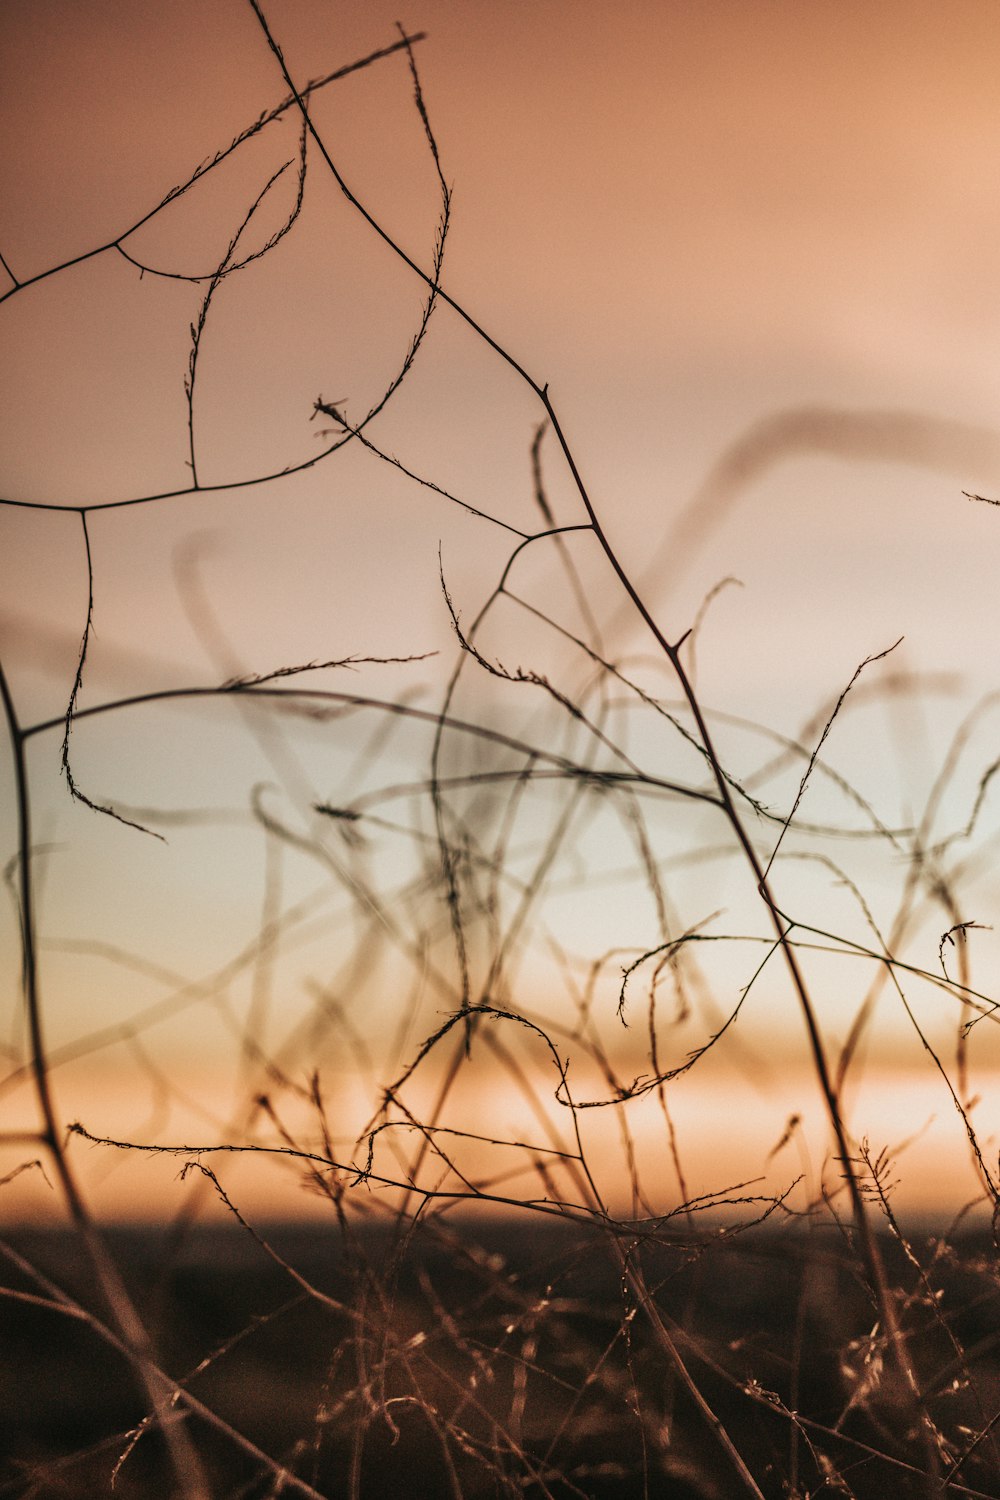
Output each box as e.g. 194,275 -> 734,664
3,6 -> 1000,1496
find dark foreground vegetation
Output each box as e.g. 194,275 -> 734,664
6,1216 -> 1000,1499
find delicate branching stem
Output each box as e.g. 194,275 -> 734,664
245,3 -> 933,1458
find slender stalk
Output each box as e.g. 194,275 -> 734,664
0,662 -> 212,1500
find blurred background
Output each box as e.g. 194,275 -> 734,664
4,0 -> 1000,1225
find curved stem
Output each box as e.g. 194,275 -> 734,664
243,6 -> 940,1481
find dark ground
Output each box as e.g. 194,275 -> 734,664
3,1214 -> 1000,1498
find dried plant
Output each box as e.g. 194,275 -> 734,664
4,7 -> 1000,1497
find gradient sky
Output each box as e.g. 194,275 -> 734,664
4,0 -> 1000,1224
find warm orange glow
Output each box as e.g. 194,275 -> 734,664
4,0 -> 1000,1240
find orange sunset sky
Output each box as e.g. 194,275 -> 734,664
4,0 -> 1000,1225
